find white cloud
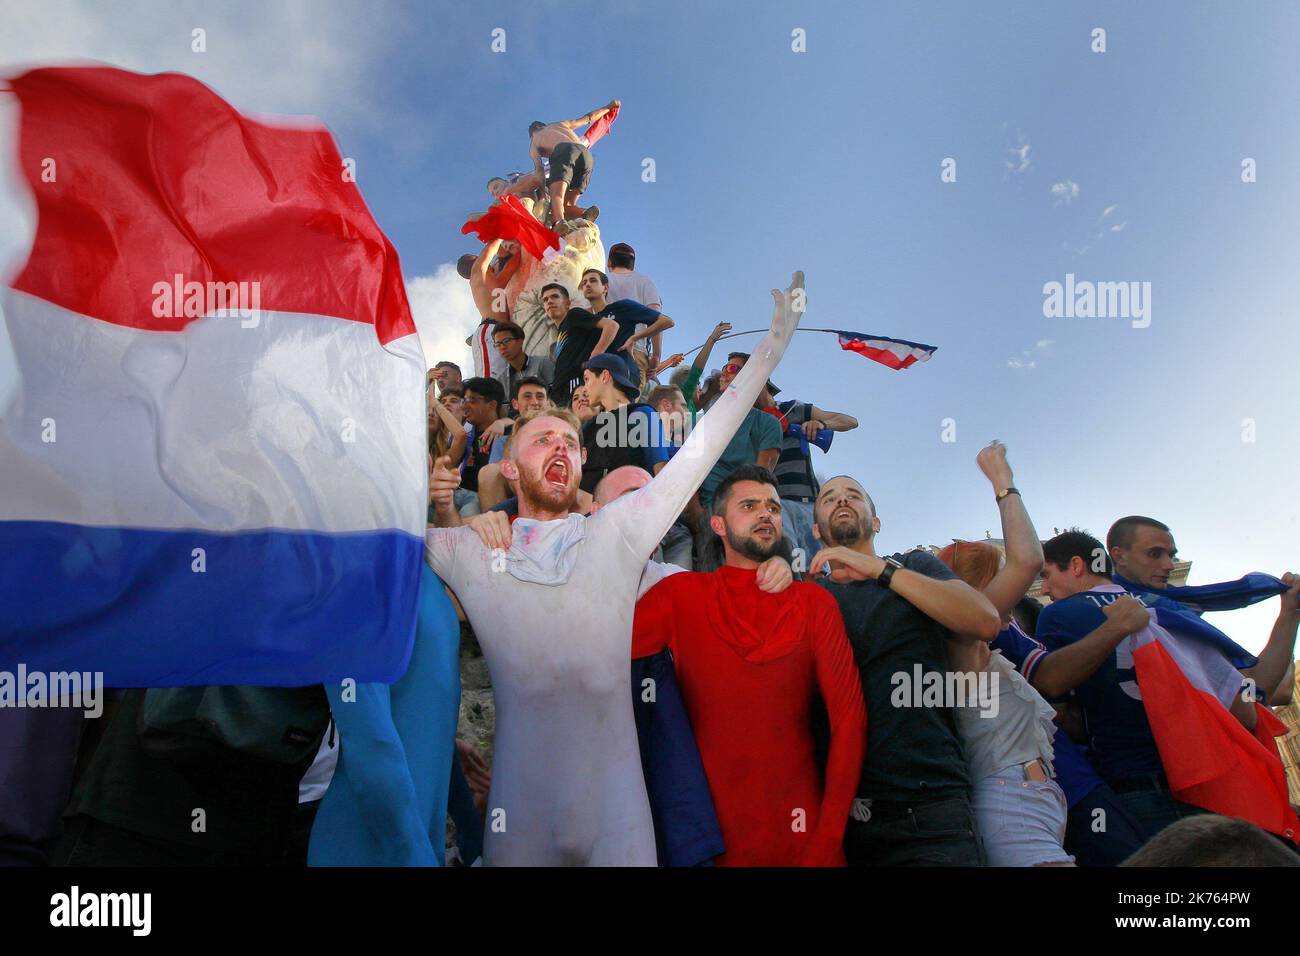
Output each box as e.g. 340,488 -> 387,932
1005,140 -> 1031,176
405,265 -> 477,372
1050,180 -> 1079,206
1007,338 -> 1052,369
0,0 -> 393,121
1064,204 -> 1129,257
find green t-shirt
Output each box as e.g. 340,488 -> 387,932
698,407 -> 783,506
678,366 -> 704,415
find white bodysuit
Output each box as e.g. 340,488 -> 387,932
424,282 -> 801,865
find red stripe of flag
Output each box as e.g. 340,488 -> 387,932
7,66 -> 414,344
1134,640 -> 1299,842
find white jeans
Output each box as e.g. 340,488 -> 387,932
972,767 -> 1074,866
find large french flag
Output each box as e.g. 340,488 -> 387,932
0,67 -> 426,687
1129,616 -> 1300,842
834,331 -> 936,370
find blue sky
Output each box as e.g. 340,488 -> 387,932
2,0 -> 1298,650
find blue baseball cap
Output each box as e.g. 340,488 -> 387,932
583,353 -> 640,398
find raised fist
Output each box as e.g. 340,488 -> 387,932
976,440 -> 1014,490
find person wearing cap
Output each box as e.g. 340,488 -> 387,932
606,243 -> 665,369
578,269 -> 675,390
579,353 -> 673,495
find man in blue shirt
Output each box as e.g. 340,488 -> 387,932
1106,514 -> 1298,706
578,269 -> 675,386
1033,529 -> 1213,842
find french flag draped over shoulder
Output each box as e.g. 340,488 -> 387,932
1135,639 -> 1298,843
1110,584 -> 1300,842
0,66 -> 426,687
834,331 -> 936,370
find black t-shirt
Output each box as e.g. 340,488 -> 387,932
461,426 -> 499,493
549,307 -> 601,404
64,689 -> 315,858
579,402 -> 669,494
817,550 -> 972,804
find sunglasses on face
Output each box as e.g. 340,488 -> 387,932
723,363 -> 743,376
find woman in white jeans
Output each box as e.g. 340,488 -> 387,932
939,441 -> 1074,866
948,634 -> 1074,866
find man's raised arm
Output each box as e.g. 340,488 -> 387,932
559,100 -> 618,130
608,272 -> 804,557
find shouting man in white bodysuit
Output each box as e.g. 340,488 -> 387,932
424,273 -> 805,865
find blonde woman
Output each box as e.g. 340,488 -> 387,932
427,385 -> 468,522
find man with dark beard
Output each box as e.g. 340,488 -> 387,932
632,465 -> 867,865
424,272 -> 807,865
808,476 -> 1001,866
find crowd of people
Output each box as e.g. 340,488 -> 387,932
9,101 -> 1300,870
419,100 -> 1300,867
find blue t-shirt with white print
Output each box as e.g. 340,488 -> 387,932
1035,589 -> 1164,784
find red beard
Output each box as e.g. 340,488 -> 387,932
518,458 -> 579,514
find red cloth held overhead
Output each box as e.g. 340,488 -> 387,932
1134,640 -> 1299,843
633,565 -> 867,866
583,103 -> 620,147
460,195 -> 559,260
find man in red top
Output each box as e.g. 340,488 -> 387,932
633,464 -> 867,866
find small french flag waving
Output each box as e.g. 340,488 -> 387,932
834,331 -> 937,370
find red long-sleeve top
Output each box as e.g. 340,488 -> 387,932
633,565 -> 867,866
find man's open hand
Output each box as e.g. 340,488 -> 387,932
768,271 -> 805,345
808,546 -> 885,584
467,510 -> 513,553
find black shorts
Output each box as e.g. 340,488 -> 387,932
547,141 -> 593,194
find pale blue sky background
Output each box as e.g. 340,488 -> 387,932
2,1 -> 1297,650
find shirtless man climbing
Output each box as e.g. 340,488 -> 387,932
423,271 -> 805,865
527,100 -> 619,226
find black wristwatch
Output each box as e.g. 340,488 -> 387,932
877,556 -> 904,590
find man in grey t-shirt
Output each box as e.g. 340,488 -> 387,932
605,243 -> 665,370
